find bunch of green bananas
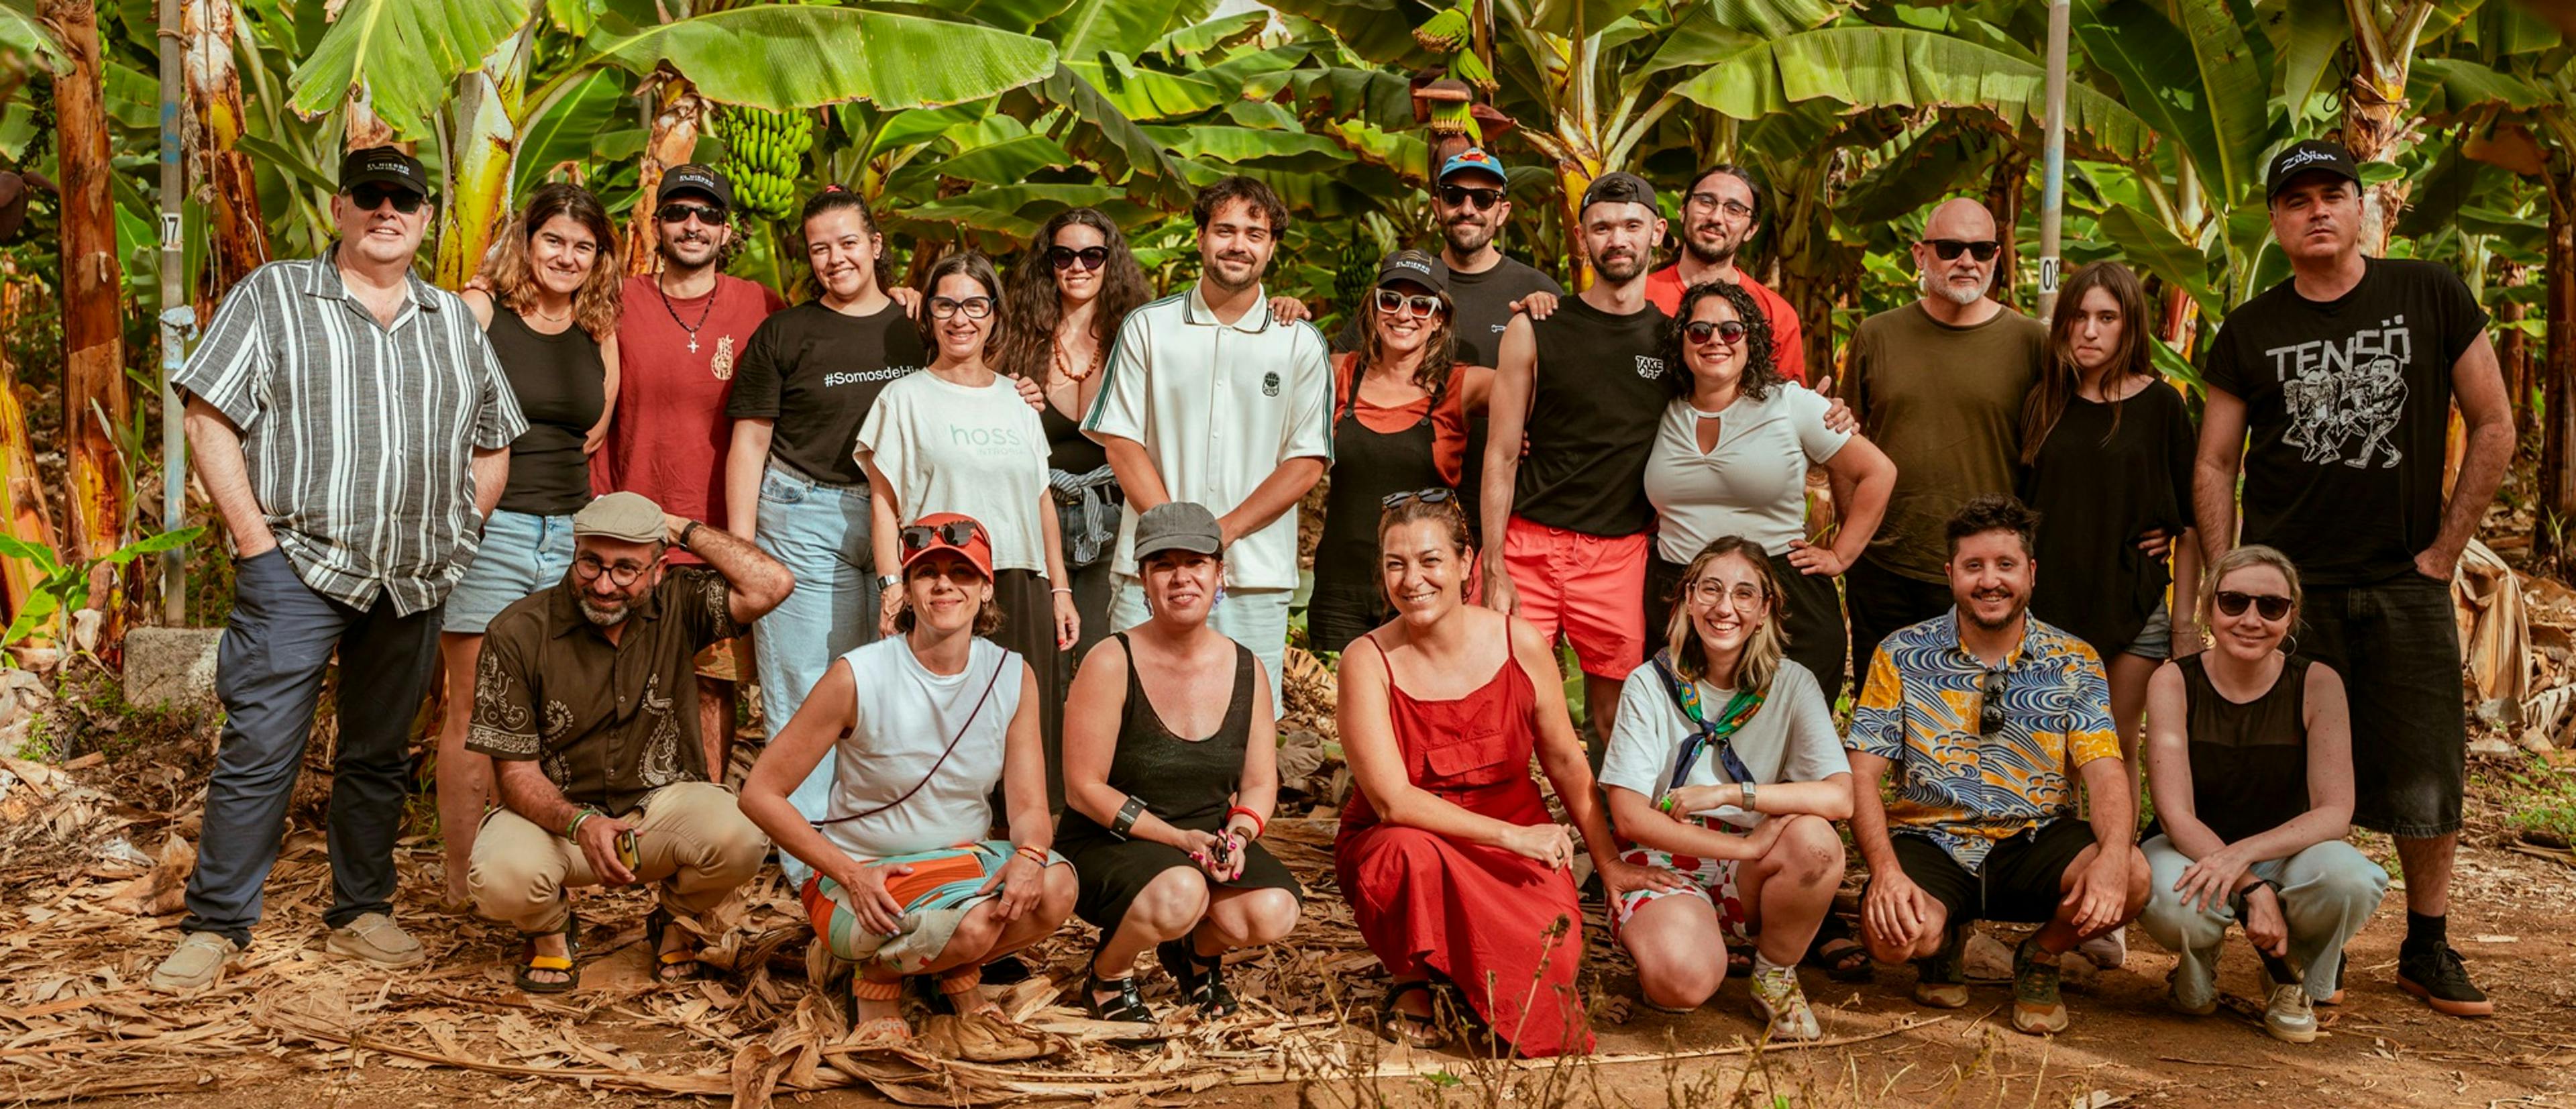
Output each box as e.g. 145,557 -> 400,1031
708,105 -> 813,222
1334,224 -> 1375,315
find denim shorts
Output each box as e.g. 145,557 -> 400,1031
444,509 -> 576,633
2122,600 -> 2173,661
2296,573 -> 2464,837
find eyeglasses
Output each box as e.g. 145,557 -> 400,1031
928,296 -> 995,320
1048,245 -> 1110,271
347,184 -> 425,214
1924,238 -> 2000,262
1977,670 -> 2010,738
900,519 -> 985,553
2214,590 -> 2294,621
1374,288 -> 1444,319
1438,184 -> 1505,211
656,203 -> 728,227
572,555 -> 652,588
1685,192 -> 1756,219
1683,319 -> 1748,345
1381,486 -> 1456,509
1685,578 -> 1764,608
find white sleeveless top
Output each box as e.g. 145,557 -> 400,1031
817,636 -> 1024,861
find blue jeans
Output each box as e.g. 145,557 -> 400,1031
751,464 -> 879,886
442,509 -> 576,634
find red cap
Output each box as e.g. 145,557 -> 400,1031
899,513 -> 994,580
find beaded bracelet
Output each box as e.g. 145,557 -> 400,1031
564,807 -> 602,841
1656,794 -> 1680,816
1014,844 -> 1050,866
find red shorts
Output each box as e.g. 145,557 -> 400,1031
1501,517 -> 1650,678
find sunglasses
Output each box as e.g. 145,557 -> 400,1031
1924,238 -> 2000,262
656,203 -> 729,227
928,296 -> 995,320
1374,288 -> 1444,319
1978,670 -> 2009,738
347,184 -> 425,214
1048,245 -> 1110,271
1683,319 -> 1749,345
1438,184 -> 1505,211
900,519 -> 985,553
2214,590 -> 2294,621
1381,486 -> 1456,509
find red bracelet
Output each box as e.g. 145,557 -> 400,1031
1014,844 -> 1049,865
1226,806 -> 1266,839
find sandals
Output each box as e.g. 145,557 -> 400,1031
1085,938 -> 1157,1024
1807,916 -> 1875,983
515,909 -> 580,994
1158,937 -> 1239,1018
848,975 -> 913,1046
1377,980 -> 1450,1049
643,908 -> 704,984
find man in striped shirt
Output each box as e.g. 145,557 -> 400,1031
150,148 -> 527,994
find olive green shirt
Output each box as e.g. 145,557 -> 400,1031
1846,301 -> 2045,582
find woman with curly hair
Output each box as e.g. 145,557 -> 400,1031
437,181 -> 623,910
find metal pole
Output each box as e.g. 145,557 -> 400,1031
157,0 -> 191,623
2037,0 -> 2071,321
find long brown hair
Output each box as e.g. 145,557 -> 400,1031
476,182 -> 621,341
2019,261 -> 2155,465
1663,536 -> 1786,695
1350,280 -> 1459,405
994,208 -> 1152,380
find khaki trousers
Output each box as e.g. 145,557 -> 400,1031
468,781 -> 768,933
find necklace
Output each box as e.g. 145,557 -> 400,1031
531,303 -> 573,325
657,276 -> 718,354
1053,334 -> 1104,384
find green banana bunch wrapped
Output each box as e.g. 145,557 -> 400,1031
710,105 -> 815,223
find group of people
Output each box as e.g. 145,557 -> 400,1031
145,131 -> 2510,1057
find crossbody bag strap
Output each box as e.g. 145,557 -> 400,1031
812,655 -> 1010,827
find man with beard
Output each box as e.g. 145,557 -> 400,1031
598,165 -> 784,780
1841,198 -> 2046,676
1480,171 -> 1670,751
1087,176 -> 1332,709
464,492 -> 793,990
1846,495 -> 2147,1036
152,148 -> 527,993
1643,164 -> 1806,384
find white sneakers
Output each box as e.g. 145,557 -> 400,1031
2264,982 -> 2318,1043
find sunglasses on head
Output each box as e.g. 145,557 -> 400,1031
1977,670 -> 2010,738
347,184 -> 425,214
2214,590 -> 2294,621
900,519 -> 985,553
1048,245 -> 1110,271
1374,288 -> 1444,319
1438,184 -> 1505,211
1924,238 -> 2000,262
656,202 -> 729,227
1381,486 -> 1456,509
1683,319 -> 1748,345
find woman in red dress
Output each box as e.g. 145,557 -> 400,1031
1334,490 -> 1682,1057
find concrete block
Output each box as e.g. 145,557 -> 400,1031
123,627 -> 224,715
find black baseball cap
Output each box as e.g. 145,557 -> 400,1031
339,146 -> 429,197
2265,140 -> 2362,201
1580,170 -> 1657,215
657,164 -> 733,210
1374,249 -> 1448,297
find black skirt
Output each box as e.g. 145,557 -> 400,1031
1058,810 -> 1303,932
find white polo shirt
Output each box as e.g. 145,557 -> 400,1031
1083,282 -> 1334,590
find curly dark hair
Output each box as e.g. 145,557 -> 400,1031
1943,494 -> 2043,558
1660,280 -> 1782,403
992,208 -> 1153,380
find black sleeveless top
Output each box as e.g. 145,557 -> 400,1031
1075,633 -> 1256,832
1518,297 -> 1668,536
1040,393 -> 1109,475
2179,654 -> 2311,845
1316,357 -> 1442,602
486,306 -> 606,517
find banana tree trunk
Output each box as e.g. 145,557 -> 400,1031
2540,162 -> 2575,565
0,258 -> 54,625
1550,156 -> 1601,291
44,0 -> 131,601
626,74 -> 706,276
435,20 -> 536,286
2497,259 -> 2530,417
184,0 -> 269,307
2339,1 -> 2432,256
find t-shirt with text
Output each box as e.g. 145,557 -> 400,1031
724,300 -> 925,487
854,370 -> 1052,574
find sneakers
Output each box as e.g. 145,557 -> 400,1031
148,931 -> 243,994
2263,982 -> 2318,1043
2008,935 -> 2067,1035
2396,943 -> 2494,1017
1746,962 -> 1821,1041
1911,925 -> 1970,1008
323,912 -> 428,968
2076,928 -> 2128,970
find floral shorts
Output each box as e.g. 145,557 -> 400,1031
1609,844 -> 1756,946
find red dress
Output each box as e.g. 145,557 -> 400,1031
1334,644 -> 1591,1057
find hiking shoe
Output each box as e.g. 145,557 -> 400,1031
1911,925 -> 1970,1008
2009,935 -> 2067,1035
148,931 -> 242,994
2264,982 -> 2318,1043
2396,944 -> 2493,1017
2076,928 -> 2127,970
324,912 -> 428,968
1748,962 -> 1821,1041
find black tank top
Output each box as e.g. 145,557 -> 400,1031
486,306 -> 606,517
1316,358 -> 1442,602
2179,654 -> 2311,845
1098,633 -> 1255,827
1040,393 -> 1108,475
1518,296 -> 1669,536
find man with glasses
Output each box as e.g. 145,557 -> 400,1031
2194,140 -> 2514,1018
1644,164 -> 1806,383
464,492 -> 793,990
152,147 -> 529,993
1845,495 -> 2147,1036
1842,198 -> 2046,680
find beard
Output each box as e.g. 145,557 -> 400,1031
578,597 -> 634,627
1684,227 -> 1739,267
1442,217 -> 1496,256
1594,250 -> 1647,282
1962,593 -> 2027,631
1923,266 -> 1994,306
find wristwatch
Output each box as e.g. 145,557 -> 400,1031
1737,781 -> 1758,812
876,573 -> 902,592
678,520 -> 702,550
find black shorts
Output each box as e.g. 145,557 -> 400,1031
1882,821 -> 2095,926
2296,574 -> 2463,838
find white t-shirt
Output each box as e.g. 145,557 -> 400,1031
854,370 -> 1050,573
1642,383 -> 1849,564
1081,284 -> 1335,590
818,636 -> 1025,861
1599,658 -> 1849,830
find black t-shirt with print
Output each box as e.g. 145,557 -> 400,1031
2202,258 -> 2487,586
1515,296 -> 1671,537
724,300 -> 926,486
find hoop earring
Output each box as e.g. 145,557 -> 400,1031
2281,633 -> 2300,659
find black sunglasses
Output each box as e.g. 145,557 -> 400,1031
347,184 -> 425,214
1978,670 -> 2009,738
900,519 -> 985,553
1683,319 -> 1749,345
1048,245 -> 1110,271
1438,184 -> 1505,211
656,202 -> 729,227
1925,238 -> 2000,262
1381,486 -> 1456,509
2214,590 -> 2294,621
